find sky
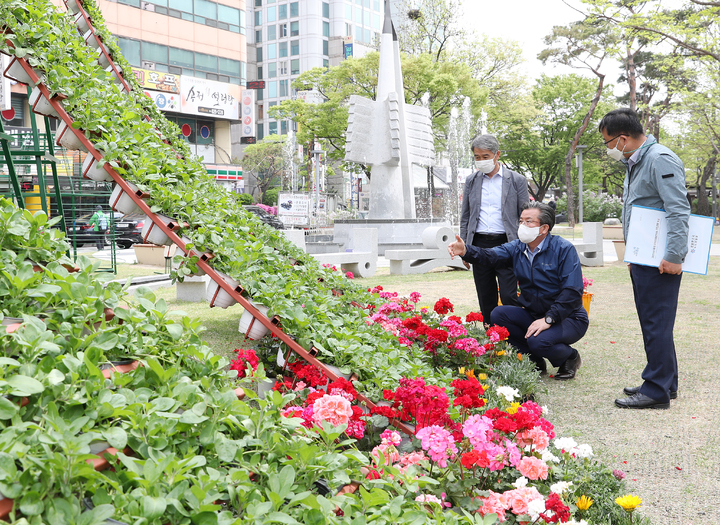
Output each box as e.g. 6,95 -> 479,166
459,0 -> 589,80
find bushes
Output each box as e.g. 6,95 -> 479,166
263,188 -> 280,206
236,193 -> 253,205
557,190 -> 623,223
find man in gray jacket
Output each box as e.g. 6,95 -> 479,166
599,108 -> 690,410
460,134 -> 529,327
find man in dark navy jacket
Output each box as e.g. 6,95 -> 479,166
448,201 -> 588,379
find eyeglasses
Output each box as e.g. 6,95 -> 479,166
603,134 -> 623,146
519,220 -> 541,226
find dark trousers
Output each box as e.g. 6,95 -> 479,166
471,234 -> 518,322
491,306 -> 589,367
630,264 -> 682,403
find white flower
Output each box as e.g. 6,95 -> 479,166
496,386 -> 520,402
541,405 -> 550,415
541,450 -> 560,463
574,443 -> 594,458
566,521 -> 589,525
512,476 -> 529,488
550,481 -> 572,494
553,437 -> 578,452
527,498 -> 547,519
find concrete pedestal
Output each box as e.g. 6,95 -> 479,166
334,218 -> 452,256
176,275 -> 209,302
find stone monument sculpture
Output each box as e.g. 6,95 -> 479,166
344,0 -> 435,220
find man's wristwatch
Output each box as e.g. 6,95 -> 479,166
544,315 -> 555,325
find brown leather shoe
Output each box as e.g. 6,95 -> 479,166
554,352 -> 581,380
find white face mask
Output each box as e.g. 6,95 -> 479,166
606,139 -> 626,161
475,158 -> 496,173
518,224 -> 541,244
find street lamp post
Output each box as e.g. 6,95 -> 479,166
311,148 -> 325,222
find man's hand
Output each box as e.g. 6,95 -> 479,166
658,259 -> 682,275
448,235 -> 467,259
525,318 -> 551,338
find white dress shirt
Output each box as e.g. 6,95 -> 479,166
476,165 -> 505,234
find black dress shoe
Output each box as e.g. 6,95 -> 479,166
554,352 -> 581,380
623,385 -> 677,400
615,392 -> 670,409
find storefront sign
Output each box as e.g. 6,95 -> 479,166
132,68 -> 180,94
181,76 -> 239,120
144,89 -> 181,112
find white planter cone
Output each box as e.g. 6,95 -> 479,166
4,57 -> 33,85
83,29 -> 101,50
97,48 -> 111,68
205,271 -> 241,308
238,301 -> 270,340
65,0 -> 83,15
141,214 -> 173,246
109,182 -> 141,214
179,236 -> 206,275
73,11 -> 89,34
55,121 -> 88,152
29,87 -> 59,118
105,65 -> 122,85
81,152 -> 113,182
257,378 -> 275,399
322,363 -> 353,381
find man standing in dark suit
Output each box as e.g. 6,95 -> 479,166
460,134 -> 530,325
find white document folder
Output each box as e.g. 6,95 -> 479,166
624,205 -> 714,275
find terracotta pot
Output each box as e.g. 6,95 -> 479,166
81,152 -> 113,182
3,56 -> 33,85
141,214 -> 173,246
0,495 -> 13,521
55,121 -> 88,152
29,86 -> 60,118
238,301 -> 271,340
109,182 -> 142,214
100,359 -> 140,379
205,271 -> 242,308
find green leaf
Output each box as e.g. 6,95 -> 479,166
179,411 -> 208,424
0,398 -> 18,420
102,427 -> 127,450
264,512 -> 301,524
7,375 -> 44,396
142,496 -> 167,520
165,323 -> 183,340
19,491 -> 44,516
46,369 -> 65,385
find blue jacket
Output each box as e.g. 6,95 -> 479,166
462,234 -> 584,322
621,135 -> 690,264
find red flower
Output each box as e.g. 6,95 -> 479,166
542,493 -> 571,523
434,297 -> 454,315
486,325 -> 510,342
466,311 -> 483,323
461,450 -> 480,469
448,315 -> 463,324
402,316 -> 424,330
451,377 -> 486,409
327,377 -> 357,401
365,469 -> 382,480
428,328 -> 449,343
229,349 -> 259,379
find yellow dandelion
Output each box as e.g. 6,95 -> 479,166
506,402 -> 521,415
576,495 -> 594,511
478,373 -> 487,381
615,494 -> 642,512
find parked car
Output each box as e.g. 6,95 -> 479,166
243,205 -> 285,230
67,212 -> 146,249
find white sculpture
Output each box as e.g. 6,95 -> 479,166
344,0 -> 435,220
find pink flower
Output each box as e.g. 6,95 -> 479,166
454,337 -> 484,356
516,427 -> 549,451
312,394 -> 353,427
399,451 -> 428,466
415,494 -> 443,506
346,271 -> 354,279
504,486 -> 543,516
381,429 -> 402,446
293,381 -> 307,392
517,456 -> 549,480
416,425 -> 457,468
462,415 -> 493,448
371,443 -> 400,465
409,291 -> 421,303
440,319 -> 468,338
477,491 -> 510,522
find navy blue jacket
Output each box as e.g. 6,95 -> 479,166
462,234 -> 584,321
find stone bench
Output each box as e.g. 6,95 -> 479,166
571,222 -> 604,266
385,226 -> 468,275
311,228 -> 378,278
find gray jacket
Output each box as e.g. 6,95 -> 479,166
460,165 -> 530,245
621,134 -> 690,264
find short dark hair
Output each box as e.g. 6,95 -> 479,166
522,201 -> 555,231
598,108 -> 645,138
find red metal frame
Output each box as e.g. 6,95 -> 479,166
9,48 -> 415,437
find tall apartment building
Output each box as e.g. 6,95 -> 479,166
242,0 -> 385,200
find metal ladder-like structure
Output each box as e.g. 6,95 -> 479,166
2,0 -> 413,435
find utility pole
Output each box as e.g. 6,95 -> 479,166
311,147 -> 325,222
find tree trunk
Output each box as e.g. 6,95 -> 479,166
564,72 -> 605,226
696,156 -> 717,216
625,47 -> 638,111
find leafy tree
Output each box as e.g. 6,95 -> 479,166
236,193 -> 253,205
263,188 -> 280,207
540,19 -> 617,225
239,135 -> 288,203
395,0 -> 465,60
